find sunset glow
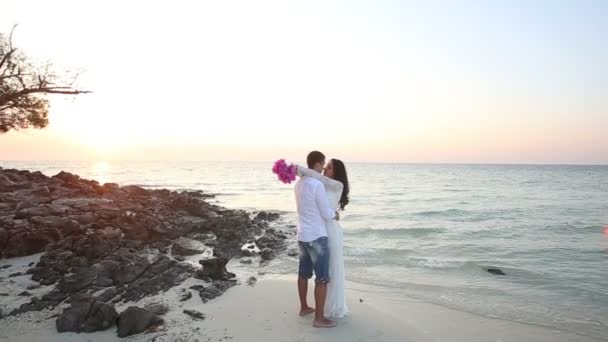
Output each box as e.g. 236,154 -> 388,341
1,0 -> 606,163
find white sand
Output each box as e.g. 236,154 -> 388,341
1,256 -> 604,342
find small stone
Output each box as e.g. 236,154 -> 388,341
180,291 -> 193,302
18,291 -> 32,296
0,265 -> 11,269
183,309 -> 206,320
174,256 -> 186,262
260,248 -> 274,261
189,285 -> 205,291
8,272 -> 22,278
359,298 -> 364,303
246,277 -> 257,286
27,284 -> 41,290
239,258 -> 253,265
144,302 -> 170,316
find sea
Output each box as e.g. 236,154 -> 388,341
2,161 -> 607,340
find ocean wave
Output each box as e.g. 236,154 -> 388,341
347,227 -> 447,238
133,183 -> 179,189
414,209 -> 471,217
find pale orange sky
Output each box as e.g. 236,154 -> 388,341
1,0 -> 607,164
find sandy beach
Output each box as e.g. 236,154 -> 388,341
1,255 -> 603,342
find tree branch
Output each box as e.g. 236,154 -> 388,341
0,48 -> 16,71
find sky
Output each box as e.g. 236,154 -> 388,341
0,0 -> 606,164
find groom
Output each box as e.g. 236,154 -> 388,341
295,151 -> 339,328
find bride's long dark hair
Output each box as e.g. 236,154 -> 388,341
330,159 -> 350,210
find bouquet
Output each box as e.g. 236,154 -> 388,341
272,159 -> 297,184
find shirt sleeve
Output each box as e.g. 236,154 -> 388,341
315,181 -> 335,221
297,165 -> 344,194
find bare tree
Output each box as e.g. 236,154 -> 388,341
0,25 -> 90,133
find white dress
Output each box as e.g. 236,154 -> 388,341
298,166 -> 349,318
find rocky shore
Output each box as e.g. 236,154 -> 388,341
0,167 -> 289,338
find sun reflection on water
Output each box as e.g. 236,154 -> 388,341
93,161 -> 111,185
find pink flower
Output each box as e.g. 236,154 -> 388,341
272,159 -> 297,184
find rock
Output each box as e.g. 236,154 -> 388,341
27,284 -> 41,290
9,272 -> 23,277
246,277 -> 257,286
14,205 -> 52,218
179,291 -> 193,302
240,258 -> 253,265
260,248 -> 275,261
172,237 -> 208,256
121,255 -> 193,302
116,306 -> 164,338
486,267 -> 506,276
174,256 -> 186,262
98,227 -> 123,241
74,214 -> 96,225
95,287 -> 119,303
18,291 -> 32,296
56,297 -> 118,333
0,229 -> 8,249
197,281 -> 237,303
121,185 -> 150,197
197,258 -> 233,280
3,229 -> 61,258
254,211 -> 280,222
287,248 -> 299,257
0,264 -> 11,269
144,302 -> 170,316
183,309 -> 206,320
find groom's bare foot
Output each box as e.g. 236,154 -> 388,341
299,307 -> 315,316
313,318 -> 337,328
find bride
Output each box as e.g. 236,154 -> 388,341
297,159 -> 350,318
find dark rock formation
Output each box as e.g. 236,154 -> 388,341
56,297 -> 118,333
0,167 -> 290,322
116,306 -> 164,338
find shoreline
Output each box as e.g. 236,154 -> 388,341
2,267 -> 604,342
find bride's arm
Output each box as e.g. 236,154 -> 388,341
296,165 -> 344,193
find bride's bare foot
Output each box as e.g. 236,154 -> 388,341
313,318 -> 337,328
299,307 -> 315,316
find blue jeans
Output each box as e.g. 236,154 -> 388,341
298,236 -> 330,283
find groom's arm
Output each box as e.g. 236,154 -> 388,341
297,165 -> 344,193
315,182 -> 338,221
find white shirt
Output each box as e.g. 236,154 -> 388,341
295,176 -> 335,242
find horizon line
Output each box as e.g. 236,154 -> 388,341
1,160 -> 607,167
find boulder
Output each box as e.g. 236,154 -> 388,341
197,258 -> 234,280
56,297 -> 117,333
116,306 -> 163,338
172,237 -> 208,256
